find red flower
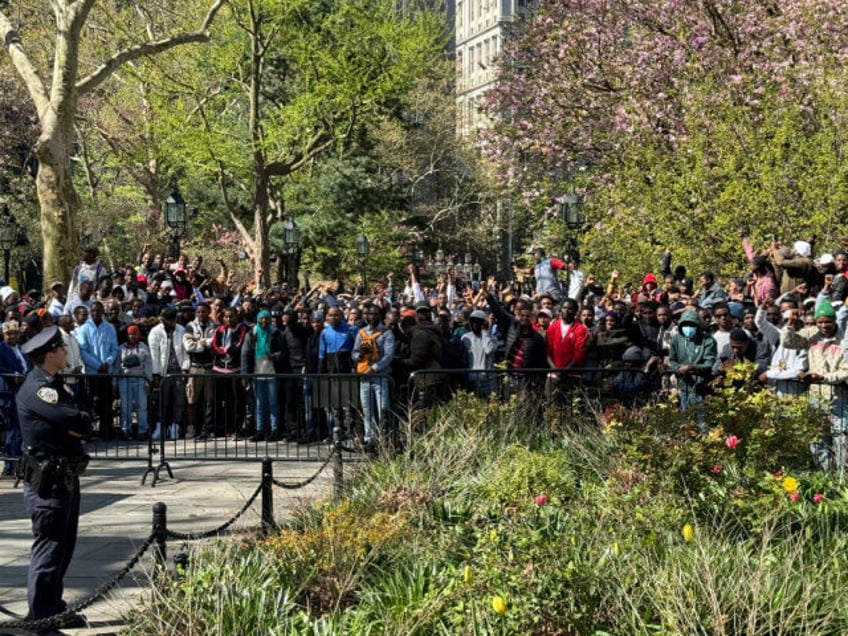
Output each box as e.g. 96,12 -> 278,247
772,470 -> 784,479
790,491 -> 800,502
711,464 -> 722,474
534,494 -> 548,507
813,493 -> 824,504
725,435 -> 739,450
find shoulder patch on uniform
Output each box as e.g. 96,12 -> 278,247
37,387 -> 59,404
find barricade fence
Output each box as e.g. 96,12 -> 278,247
1,366 -> 840,483
0,457 -> 331,633
406,365 -> 844,431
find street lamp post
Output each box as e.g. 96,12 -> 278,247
560,189 -> 585,297
0,204 -> 19,284
164,190 -> 187,260
282,217 -> 301,289
472,260 -> 482,290
433,249 -> 445,276
355,234 -> 370,293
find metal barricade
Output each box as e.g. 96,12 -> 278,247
4,364 -> 848,484
1,370 -> 386,486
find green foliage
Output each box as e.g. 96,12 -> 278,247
483,1 -> 848,284
126,382 -> 848,635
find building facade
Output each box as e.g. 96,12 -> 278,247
454,0 -> 535,136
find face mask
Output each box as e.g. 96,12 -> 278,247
681,325 -> 697,338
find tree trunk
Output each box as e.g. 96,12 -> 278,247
2,0 -> 224,288
35,130 -> 81,287
253,183 -> 271,289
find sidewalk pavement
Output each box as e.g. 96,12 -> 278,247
0,456 -> 334,635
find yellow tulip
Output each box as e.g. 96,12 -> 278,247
462,565 -> 472,584
681,523 -> 695,543
492,595 -> 507,615
782,476 -> 799,493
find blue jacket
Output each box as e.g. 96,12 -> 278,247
75,319 -> 119,374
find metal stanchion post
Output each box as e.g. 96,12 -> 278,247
152,502 -> 167,568
332,424 -> 343,501
261,457 -> 274,536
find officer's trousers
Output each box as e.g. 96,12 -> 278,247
23,478 -> 80,619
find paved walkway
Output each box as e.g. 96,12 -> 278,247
0,456 -> 334,635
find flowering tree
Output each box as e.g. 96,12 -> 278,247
482,0 -> 848,276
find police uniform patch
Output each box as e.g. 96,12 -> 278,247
36,387 -> 59,404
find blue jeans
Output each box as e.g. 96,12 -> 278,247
679,391 -> 706,433
117,376 -> 148,433
254,377 -> 280,433
810,393 -> 848,473
359,375 -> 390,443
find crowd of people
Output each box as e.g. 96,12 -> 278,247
2,234 -> 848,473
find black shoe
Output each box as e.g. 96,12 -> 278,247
248,431 -> 267,442
268,429 -> 283,442
195,431 -> 211,441
60,611 -> 88,628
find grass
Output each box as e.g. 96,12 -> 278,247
124,387 -> 848,635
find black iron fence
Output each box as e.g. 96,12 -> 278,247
2,365 -> 843,483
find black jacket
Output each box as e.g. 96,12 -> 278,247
240,326 -> 287,374
486,293 -> 547,370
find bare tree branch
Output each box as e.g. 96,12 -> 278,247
76,0 -> 225,95
0,10 -> 49,115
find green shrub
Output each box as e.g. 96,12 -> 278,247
125,382 -> 848,635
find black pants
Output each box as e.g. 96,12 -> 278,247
24,478 -> 80,620
212,374 -> 252,435
85,374 -> 114,438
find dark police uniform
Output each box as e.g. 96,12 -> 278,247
17,327 -> 90,625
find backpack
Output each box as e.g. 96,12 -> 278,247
356,328 -> 382,373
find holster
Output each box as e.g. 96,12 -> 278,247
23,452 -> 90,496
22,452 -> 58,498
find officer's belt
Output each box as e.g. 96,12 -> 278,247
22,451 -> 90,495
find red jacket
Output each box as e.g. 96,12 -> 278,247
545,319 -> 589,369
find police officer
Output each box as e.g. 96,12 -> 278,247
18,326 -> 91,633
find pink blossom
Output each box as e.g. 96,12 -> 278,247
813,493 -> 824,504
534,494 -> 548,507
711,464 -> 722,474
725,435 -> 740,450
790,491 -> 800,502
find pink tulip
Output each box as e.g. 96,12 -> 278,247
725,435 -> 739,450
534,494 -> 548,507
790,491 -> 800,502
711,464 -> 722,474
813,493 -> 824,504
